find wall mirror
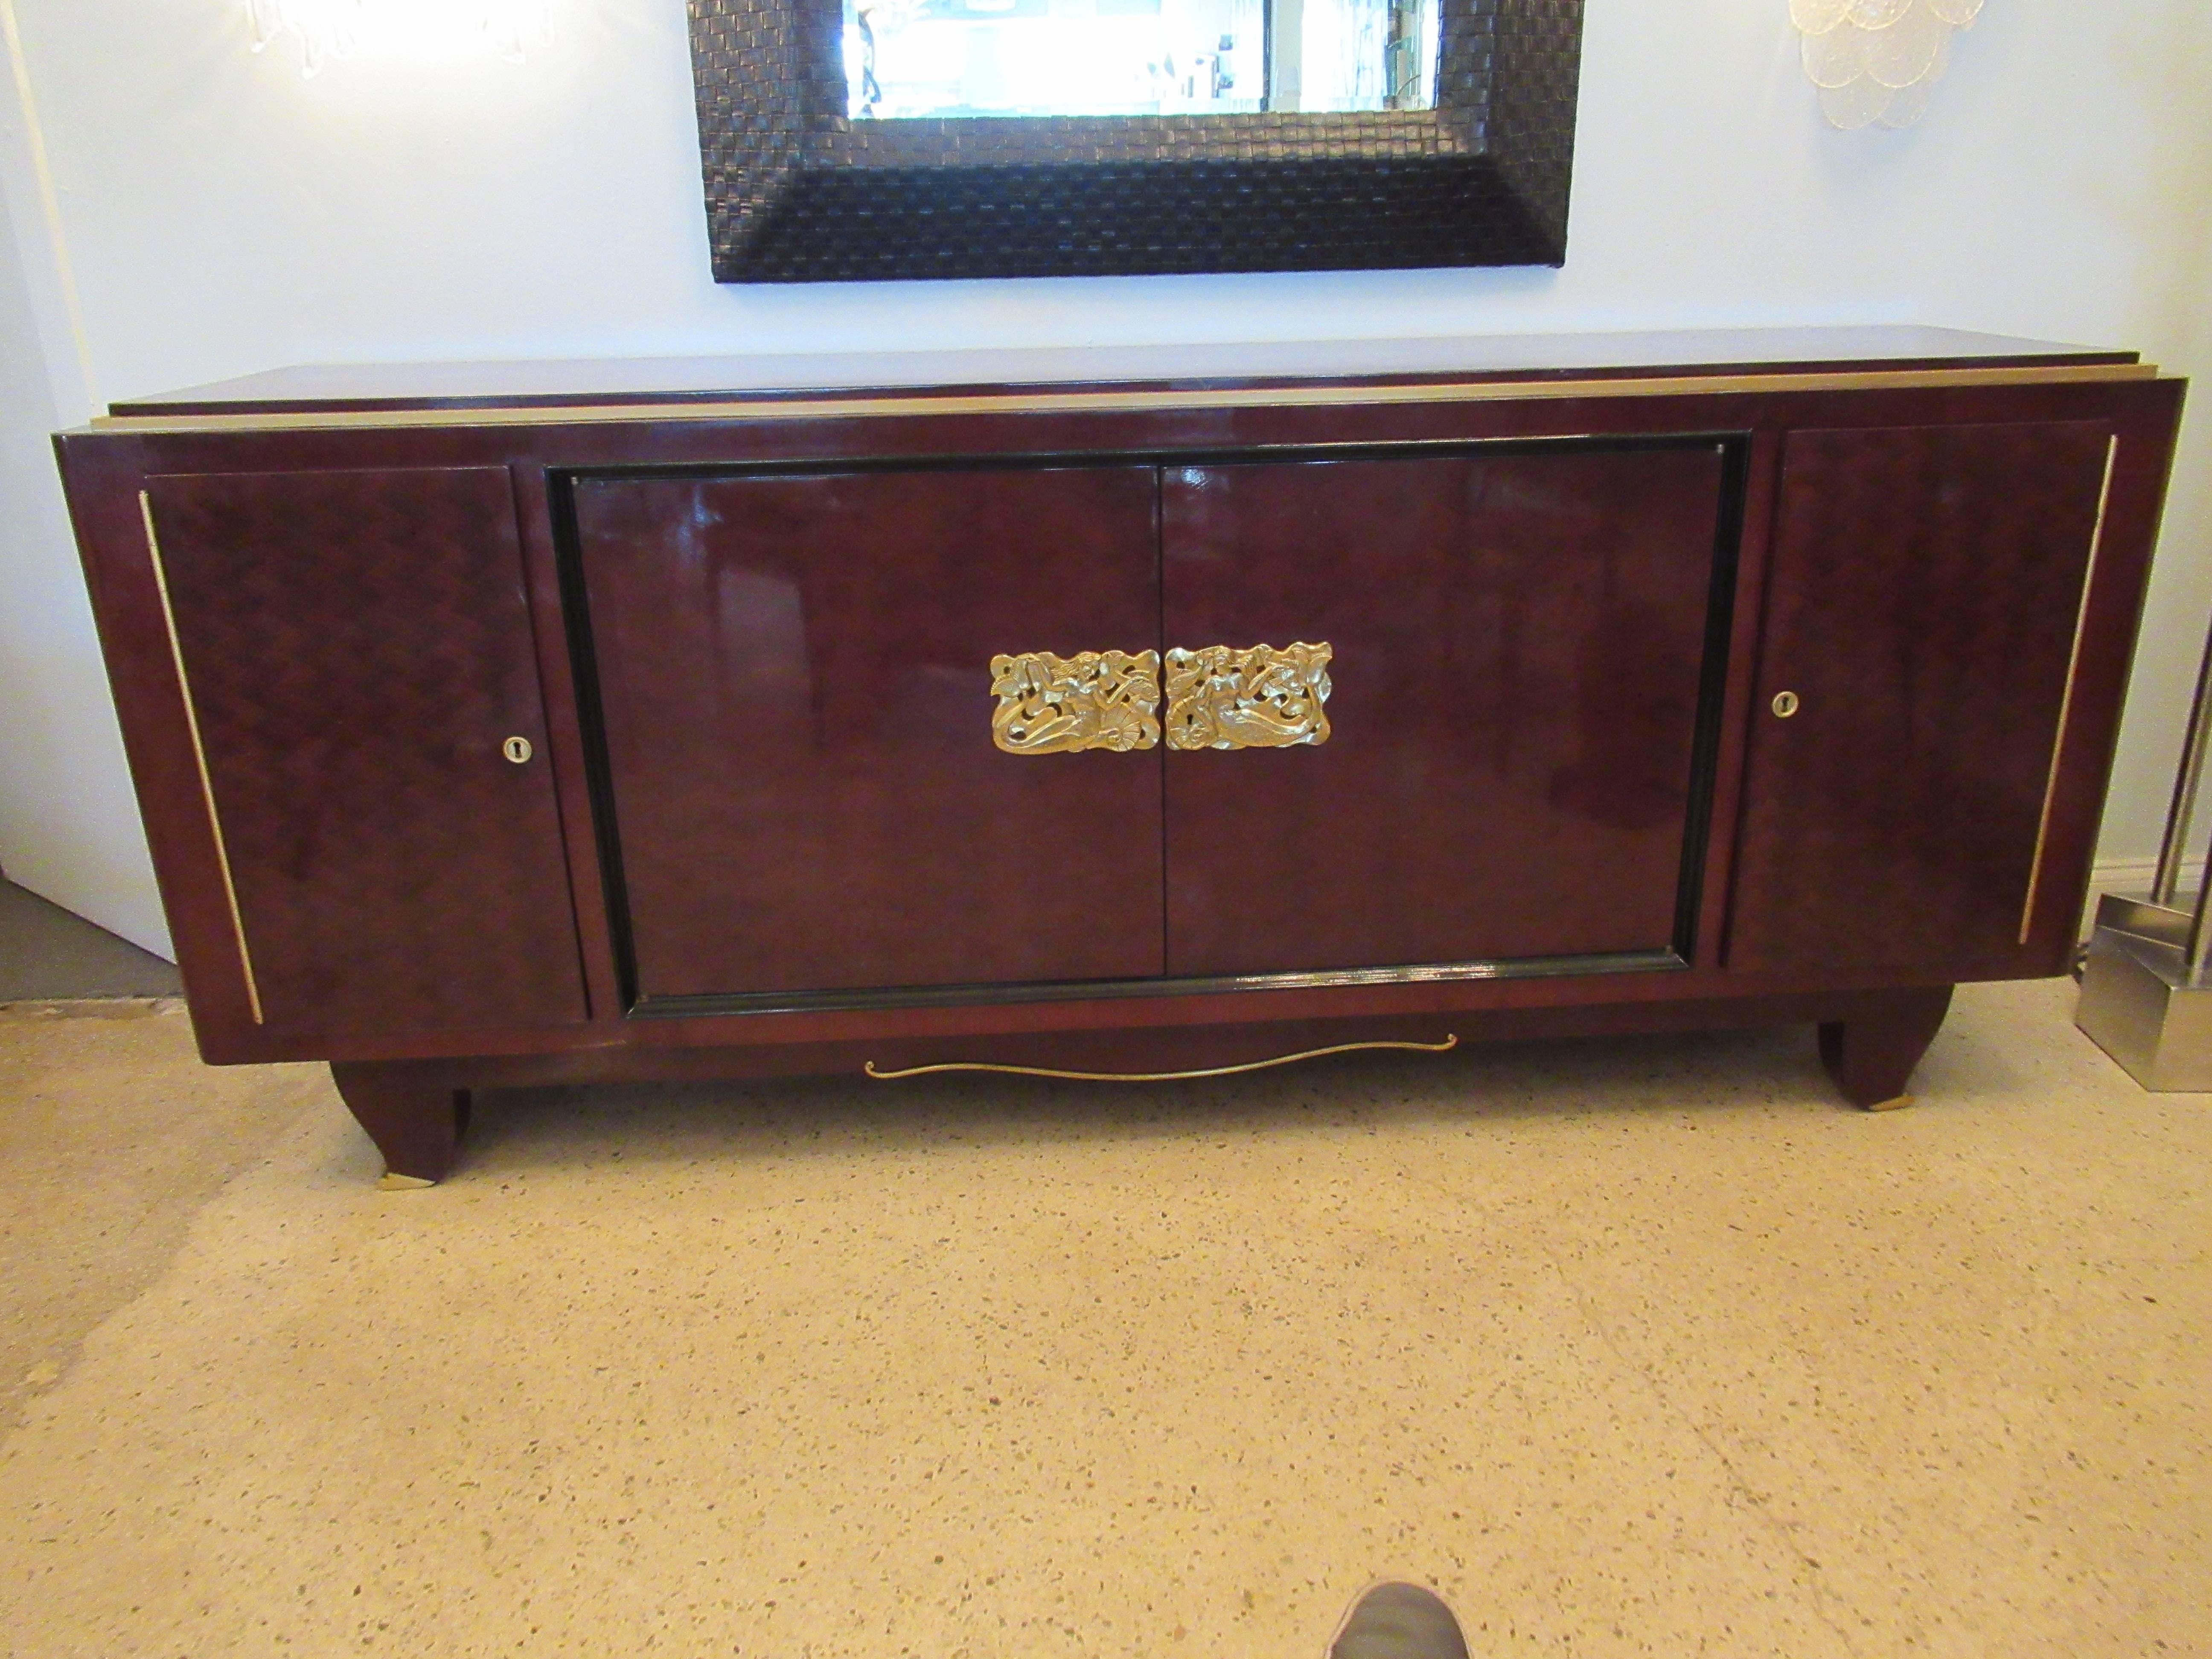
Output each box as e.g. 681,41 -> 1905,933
688,0 -> 1583,283
842,0 -> 1441,120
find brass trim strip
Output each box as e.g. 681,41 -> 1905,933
2019,436 -> 2121,946
88,363 -> 2159,436
140,491 -> 265,1025
863,1033 -> 1459,1082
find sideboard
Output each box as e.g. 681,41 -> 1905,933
55,329 -> 2186,1184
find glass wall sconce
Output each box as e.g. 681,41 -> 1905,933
1793,0 -> 1983,129
247,0 -> 555,77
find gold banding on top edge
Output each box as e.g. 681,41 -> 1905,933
2019,435 -> 2122,946
990,649 -> 1162,754
140,491 -> 266,1026
1167,642 -> 1333,751
86,363 -> 2161,435
863,1034 -> 1459,1083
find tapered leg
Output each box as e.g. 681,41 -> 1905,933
1818,986 -> 1954,1111
330,1062 -> 472,1186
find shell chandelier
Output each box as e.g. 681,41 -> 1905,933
246,0 -> 555,77
1793,0 -> 1985,129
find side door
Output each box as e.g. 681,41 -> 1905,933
1726,422 -> 2116,975
141,466 -> 588,1038
1160,444 -> 1732,978
571,465 -> 1164,1006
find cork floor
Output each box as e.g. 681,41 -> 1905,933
0,981 -> 2205,1658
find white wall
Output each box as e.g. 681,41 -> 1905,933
0,0 -> 2206,956
0,9 -> 167,954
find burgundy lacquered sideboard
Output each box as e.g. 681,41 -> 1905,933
53,329 -> 2187,1184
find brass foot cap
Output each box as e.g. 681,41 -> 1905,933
1862,1093 -> 1916,1113
378,1171 -> 438,1190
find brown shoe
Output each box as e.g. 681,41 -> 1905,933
1328,1582 -> 1470,1659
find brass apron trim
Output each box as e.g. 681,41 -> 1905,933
140,491 -> 266,1025
863,1033 -> 1459,1082
88,363 -> 2159,435
2018,435 -> 2121,946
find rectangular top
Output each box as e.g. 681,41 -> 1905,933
105,326 -> 2142,419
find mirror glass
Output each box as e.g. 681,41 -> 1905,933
841,0 -> 1438,119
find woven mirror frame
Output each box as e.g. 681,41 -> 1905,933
687,0 -> 1584,282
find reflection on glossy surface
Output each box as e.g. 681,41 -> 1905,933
1161,448 -> 1727,978
1729,422 -> 2115,975
574,468 -> 1166,1000
842,0 -> 1435,118
141,467 -> 587,1035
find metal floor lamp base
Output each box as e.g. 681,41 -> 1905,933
2077,896 -> 2212,1091
2078,604 -> 2212,1093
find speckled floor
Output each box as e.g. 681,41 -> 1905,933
0,981 -> 2205,1658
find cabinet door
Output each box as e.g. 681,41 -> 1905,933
1728,422 -> 2115,974
143,466 -> 587,1035
573,466 -> 1163,1003
1161,446 -> 1730,977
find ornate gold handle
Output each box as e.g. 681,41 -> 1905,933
1165,641 -> 1333,750
990,649 -> 1161,754
865,1033 -> 1455,1083
989,640 -> 1333,754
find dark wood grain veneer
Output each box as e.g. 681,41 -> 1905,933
52,331 -> 2187,1183
573,465 -> 1167,1002
1161,442 -> 1731,975
1727,422 -> 2120,975
102,328 -> 2141,420
129,465 -> 589,1041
